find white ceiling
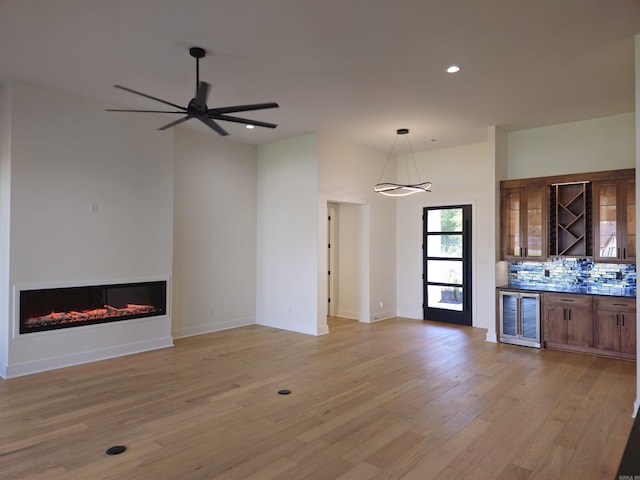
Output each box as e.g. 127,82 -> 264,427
1,0 -> 639,152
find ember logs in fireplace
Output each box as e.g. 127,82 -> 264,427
20,281 -> 166,334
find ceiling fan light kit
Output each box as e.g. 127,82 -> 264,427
374,128 -> 432,197
106,47 -> 279,136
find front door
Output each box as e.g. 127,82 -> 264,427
423,205 -> 472,326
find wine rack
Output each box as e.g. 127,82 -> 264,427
549,182 -> 592,257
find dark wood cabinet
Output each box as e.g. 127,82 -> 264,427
500,168 -> 634,262
501,185 -> 546,260
544,293 -> 593,351
594,296 -> 636,359
543,292 -> 636,360
593,177 -> 636,263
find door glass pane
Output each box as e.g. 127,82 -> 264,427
521,296 -> 539,341
526,189 -> 543,257
427,260 -> 462,284
501,294 -> 517,336
599,183 -> 617,257
427,285 -> 463,311
427,234 -> 462,258
626,179 -> 635,259
427,208 -> 462,233
505,190 -> 521,256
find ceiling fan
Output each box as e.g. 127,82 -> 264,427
106,47 -> 279,136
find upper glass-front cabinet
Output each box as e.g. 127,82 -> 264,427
501,186 -> 545,260
593,178 -> 635,263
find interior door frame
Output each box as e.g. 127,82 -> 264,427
423,204 -> 473,326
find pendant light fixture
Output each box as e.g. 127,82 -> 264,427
374,128 -> 432,197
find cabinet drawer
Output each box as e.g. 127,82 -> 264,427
595,296 -> 636,311
545,293 -> 593,308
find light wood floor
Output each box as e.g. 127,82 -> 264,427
0,317 -> 635,479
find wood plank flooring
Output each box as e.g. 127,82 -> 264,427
0,317 -> 635,479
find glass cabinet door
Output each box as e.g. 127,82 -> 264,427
596,182 -> 618,259
524,187 -> 543,258
503,189 -> 521,258
624,178 -> 635,261
520,294 -> 541,343
500,292 -> 518,338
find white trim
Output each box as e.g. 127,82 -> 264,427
172,317 -> 255,339
365,312 -> 395,323
336,309 -> 360,320
1,336 -> 173,379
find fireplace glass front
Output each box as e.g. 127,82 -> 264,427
20,281 -> 166,334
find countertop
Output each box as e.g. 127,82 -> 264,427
497,283 -> 636,298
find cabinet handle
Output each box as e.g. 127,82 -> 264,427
568,309 -> 571,321
623,247 -> 627,259
622,314 -> 625,327
563,308 -> 567,321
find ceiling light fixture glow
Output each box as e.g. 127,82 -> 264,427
374,128 -> 432,197
245,124 -> 255,129
446,65 -> 461,73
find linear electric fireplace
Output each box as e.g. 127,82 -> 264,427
19,281 -> 167,334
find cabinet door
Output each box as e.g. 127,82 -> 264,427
545,305 -> 567,344
594,310 -> 621,352
501,186 -> 546,260
500,292 -> 518,337
594,181 -> 618,260
622,178 -> 636,262
620,312 -> 636,355
566,306 -> 593,348
502,189 -> 521,259
594,179 -> 635,263
520,294 -> 540,342
523,187 -> 544,258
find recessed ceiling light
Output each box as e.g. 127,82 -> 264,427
245,124 -> 255,129
446,65 -> 461,73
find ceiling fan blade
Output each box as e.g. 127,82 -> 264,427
211,114 -> 277,129
113,85 -> 187,111
195,81 -> 210,105
105,109 -> 186,113
199,117 -> 229,136
158,115 -> 192,131
209,102 -> 279,115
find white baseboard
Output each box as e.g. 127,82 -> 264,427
485,330 -> 498,343
1,337 -> 174,379
336,309 -> 360,320
172,316 -> 254,339
365,312 -> 395,323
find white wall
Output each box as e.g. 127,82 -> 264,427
0,80 -> 174,378
0,82 -> 12,370
256,134 -> 320,335
172,129 -> 257,338
334,203 -> 362,319
317,134 -> 396,324
508,113 -> 635,179
396,142 -> 495,335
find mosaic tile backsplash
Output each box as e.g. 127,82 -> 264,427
508,259 -> 636,294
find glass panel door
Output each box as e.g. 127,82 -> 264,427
597,182 -> 618,258
423,205 -> 472,326
520,294 -> 541,343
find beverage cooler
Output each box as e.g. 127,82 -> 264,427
499,290 -> 541,348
